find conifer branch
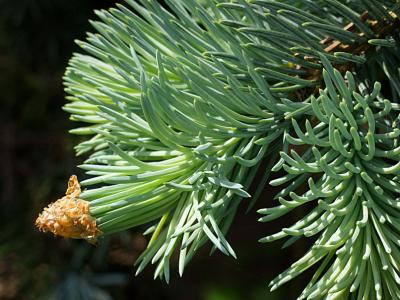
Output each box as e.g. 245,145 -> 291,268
302,10 -> 400,90
34,0 -> 400,297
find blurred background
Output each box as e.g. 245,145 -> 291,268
0,1 -> 312,299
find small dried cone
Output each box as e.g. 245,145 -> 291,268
35,175 -> 101,244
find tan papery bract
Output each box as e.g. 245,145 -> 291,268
35,175 -> 101,243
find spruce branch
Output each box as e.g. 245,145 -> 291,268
34,0 -> 400,295
39,0 -> 289,280
220,0 -> 400,103
260,58 -> 400,299
302,10 -> 400,92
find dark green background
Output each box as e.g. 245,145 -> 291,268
0,1 -> 312,299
